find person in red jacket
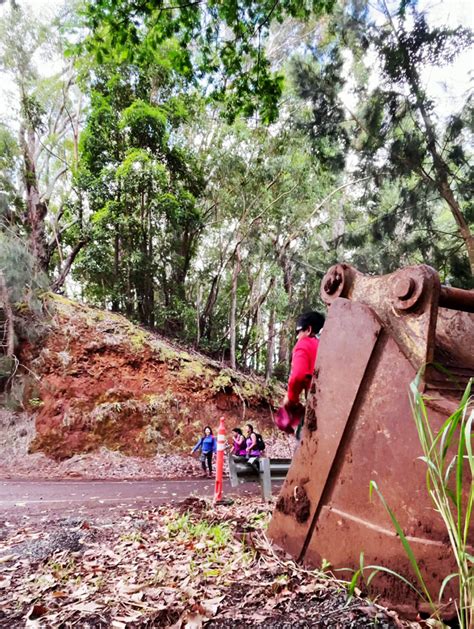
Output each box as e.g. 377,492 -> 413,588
282,311 -> 325,436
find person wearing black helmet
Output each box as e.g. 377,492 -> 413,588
280,311 -> 325,436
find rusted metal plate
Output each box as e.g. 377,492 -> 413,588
302,332 -> 460,617
430,307 -> 474,377
269,264 -> 474,620
268,298 -> 382,560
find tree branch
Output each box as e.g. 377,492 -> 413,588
40,166 -> 68,202
51,238 -> 89,292
283,175 -> 372,248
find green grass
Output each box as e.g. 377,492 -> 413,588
408,375 -> 473,627
166,513 -> 232,550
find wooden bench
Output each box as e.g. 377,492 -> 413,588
228,455 -> 291,500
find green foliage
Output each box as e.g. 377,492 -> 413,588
166,513 -> 232,551
185,109 -> 340,365
80,0 -> 336,124
2,0 -> 472,382
211,371 -> 234,394
0,125 -> 22,220
379,14 -> 471,80
120,101 -> 168,153
75,62 -> 205,331
0,231 -> 48,310
291,50 -> 349,171
21,93 -> 46,133
291,2 -> 474,286
0,230 -> 50,393
0,2 -> 89,286
357,10 -> 473,285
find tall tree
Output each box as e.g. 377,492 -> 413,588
0,3 -> 86,288
291,1 -> 473,285
370,3 -> 474,278
75,67 -> 205,330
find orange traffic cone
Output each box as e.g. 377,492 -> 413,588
213,416 -> 226,504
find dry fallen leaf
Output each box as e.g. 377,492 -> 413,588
52,590 -> 68,598
68,601 -> 102,613
202,595 -> 225,616
26,603 -> 49,620
181,610 -> 206,629
0,497 -> 406,629
117,579 -> 145,595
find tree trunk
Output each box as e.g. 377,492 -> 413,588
112,231 -> 120,312
265,306 -> 275,382
147,201 -> 154,328
0,271 -> 15,357
196,284 -> 202,346
229,244 -> 241,369
20,123 -> 49,272
254,273 -> 262,371
240,275 -> 275,368
436,180 -> 474,275
278,326 -> 289,366
200,273 -> 221,341
413,87 -> 474,274
277,248 -> 293,367
137,192 -> 154,328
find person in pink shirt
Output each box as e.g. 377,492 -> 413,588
282,311 -> 325,438
231,427 -> 246,456
244,423 -> 262,457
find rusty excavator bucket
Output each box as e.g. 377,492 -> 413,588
268,264 -> 474,619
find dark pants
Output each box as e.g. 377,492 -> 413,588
201,452 -> 213,473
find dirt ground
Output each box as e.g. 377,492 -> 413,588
0,496 -> 415,629
0,409 -> 421,628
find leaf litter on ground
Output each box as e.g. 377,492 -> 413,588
0,496 -> 419,628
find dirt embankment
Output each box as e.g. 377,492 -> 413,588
2,296 -> 286,470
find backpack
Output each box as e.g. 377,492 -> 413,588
254,433 -> 265,451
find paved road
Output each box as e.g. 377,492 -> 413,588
0,479 -> 266,521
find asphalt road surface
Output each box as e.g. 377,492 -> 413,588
0,479 -> 269,522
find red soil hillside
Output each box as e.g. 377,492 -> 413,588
16,296 -> 284,462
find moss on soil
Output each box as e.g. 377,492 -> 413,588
19,296 -> 283,461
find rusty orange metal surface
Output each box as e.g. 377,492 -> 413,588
268,264 -> 474,620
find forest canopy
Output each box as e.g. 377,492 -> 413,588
0,0 -> 472,378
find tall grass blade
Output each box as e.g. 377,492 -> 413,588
439,573 -> 459,602
410,377 -> 473,629
369,480 -> 434,609
456,416 -> 466,543
365,565 -> 425,599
